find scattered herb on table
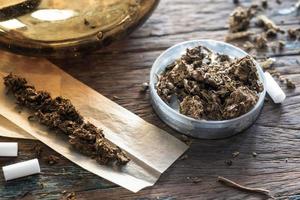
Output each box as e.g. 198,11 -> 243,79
288,28 -> 300,40
64,192 -> 76,200
286,78 -> 296,89
225,160 -> 233,166
45,155 -> 60,165
232,151 -> 240,158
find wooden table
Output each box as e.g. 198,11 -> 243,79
1,0 -> 300,199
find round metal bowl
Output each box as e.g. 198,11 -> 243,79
0,0 -> 159,58
149,40 -> 266,139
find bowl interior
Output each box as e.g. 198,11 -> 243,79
150,39 -> 266,124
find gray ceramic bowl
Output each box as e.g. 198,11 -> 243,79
149,40 -> 266,139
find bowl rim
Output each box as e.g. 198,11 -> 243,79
149,39 -> 266,125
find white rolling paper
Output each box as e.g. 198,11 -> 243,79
264,72 -> 286,104
0,142 -> 18,157
3,159 -> 40,181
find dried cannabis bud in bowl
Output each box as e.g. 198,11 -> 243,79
150,40 -> 266,139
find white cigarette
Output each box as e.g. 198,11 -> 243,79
0,142 -> 18,157
264,72 -> 286,103
3,159 -> 41,181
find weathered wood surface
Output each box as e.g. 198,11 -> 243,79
1,0 -> 300,199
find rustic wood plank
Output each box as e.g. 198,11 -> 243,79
0,0 -> 300,199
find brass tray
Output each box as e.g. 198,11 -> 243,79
0,0 -> 159,57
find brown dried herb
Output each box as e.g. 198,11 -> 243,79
3,74 -> 130,166
254,33 -> 268,49
260,58 -> 276,70
286,78 -> 296,89
64,192 -> 76,200
232,151 -> 240,158
278,40 -> 285,50
45,155 -> 60,165
256,15 -> 283,34
225,160 -> 233,166
225,31 -> 254,41
156,46 -> 263,120
187,176 -> 202,184
243,41 -> 255,51
229,7 -> 254,33
288,28 -> 300,40
266,29 -> 277,38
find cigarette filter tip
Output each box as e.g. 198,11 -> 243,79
3,158 -> 40,181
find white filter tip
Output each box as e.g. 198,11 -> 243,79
0,142 -> 18,157
3,159 -> 41,181
264,72 -> 286,104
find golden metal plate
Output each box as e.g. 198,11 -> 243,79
0,0 -> 159,57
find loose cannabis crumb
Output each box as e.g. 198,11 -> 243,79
256,15 -> 283,34
254,33 -> 268,49
186,176 -> 202,184
225,31 -> 254,41
288,28 -> 300,40
45,155 -> 60,165
278,40 -> 285,50
286,78 -> 296,89
232,151 -> 240,158
229,7 -> 254,33
243,41 -> 255,51
260,58 -> 276,70
156,46 -> 263,120
64,192 -> 76,200
225,160 -> 233,166
266,29 -> 277,38
279,76 -> 285,82
4,74 -> 130,166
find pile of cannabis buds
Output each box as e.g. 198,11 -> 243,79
226,0 -> 299,89
156,46 -> 263,120
3,74 -> 130,165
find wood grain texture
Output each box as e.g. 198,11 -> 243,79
0,0 -> 300,199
